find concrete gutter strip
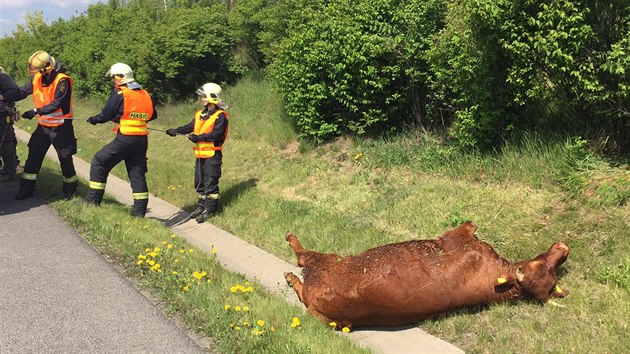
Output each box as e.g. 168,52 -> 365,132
15,128 -> 464,354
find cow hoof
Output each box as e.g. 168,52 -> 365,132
284,272 -> 297,286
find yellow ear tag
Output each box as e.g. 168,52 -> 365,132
555,286 -> 563,293
497,277 -> 507,284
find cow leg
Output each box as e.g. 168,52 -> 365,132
286,232 -> 309,267
285,272 -> 338,325
284,272 -> 306,303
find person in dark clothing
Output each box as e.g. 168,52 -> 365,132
83,63 -> 158,217
15,51 -> 78,200
165,82 -> 229,223
0,66 -> 29,182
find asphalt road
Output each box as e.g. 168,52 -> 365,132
0,179 -> 214,354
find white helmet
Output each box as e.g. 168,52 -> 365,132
107,63 -> 135,85
28,51 -> 56,75
196,83 -> 223,105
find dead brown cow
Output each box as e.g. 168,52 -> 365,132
284,221 -> 569,329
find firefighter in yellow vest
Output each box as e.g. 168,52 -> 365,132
83,63 -> 157,217
165,83 -> 229,223
16,51 -> 78,200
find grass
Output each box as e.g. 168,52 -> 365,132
23,159 -> 368,354
14,71 -> 630,353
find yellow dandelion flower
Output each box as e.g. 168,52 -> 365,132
167,244 -> 173,249
188,249 -> 194,253
271,326 -> 276,333
252,328 -> 264,336
137,255 -> 146,260
137,260 -> 144,265
145,248 -> 151,253
171,234 -> 177,238
148,260 -> 156,266
201,271 -> 207,277
329,322 -> 337,328
245,286 -> 254,292
157,269 -> 162,273
290,323 -> 298,328
292,317 -> 301,326
342,327 -> 350,333
206,279 -> 212,284
234,326 -> 241,331
224,304 -> 231,311
230,286 -> 238,293
257,320 -> 265,327
229,323 -> 235,328
354,152 -> 364,160
211,248 -> 217,254
174,259 -> 179,263
242,321 -> 250,327
172,271 -> 178,275
179,249 -> 185,254
149,252 -> 157,258
235,305 -> 241,312
183,285 -> 190,292
243,306 -> 249,312
193,271 -> 203,279
162,241 -> 167,245
153,247 -> 161,253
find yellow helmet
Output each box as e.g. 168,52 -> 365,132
106,63 -> 135,85
28,51 -> 56,75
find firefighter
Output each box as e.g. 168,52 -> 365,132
0,66 -> 28,182
15,51 -> 78,200
83,63 -> 157,217
165,83 -> 229,223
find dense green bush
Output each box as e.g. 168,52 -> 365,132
427,0 -> 630,151
269,0 -> 446,142
1,0 -> 629,152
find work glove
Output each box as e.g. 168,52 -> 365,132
166,128 -> 177,137
87,116 -> 98,125
188,134 -> 201,143
21,109 -> 38,120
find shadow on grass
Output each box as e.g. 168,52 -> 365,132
156,178 -> 258,227
179,177 -> 259,213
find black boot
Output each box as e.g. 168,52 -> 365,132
63,181 -> 78,200
131,199 -> 148,217
190,205 -> 205,218
195,209 -> 214,223
15,178 -> 35,200
83,188 -> 104,206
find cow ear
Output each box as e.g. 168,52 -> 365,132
551,285 -> 569,298
494,275 -> 516,288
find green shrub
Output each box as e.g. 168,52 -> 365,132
269,0 -> 446,142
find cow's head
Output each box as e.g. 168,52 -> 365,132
497,243 -> 570,302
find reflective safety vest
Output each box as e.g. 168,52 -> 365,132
114,86 -> 154,136
32,72 -> 73,127
193,109 -> 229,159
